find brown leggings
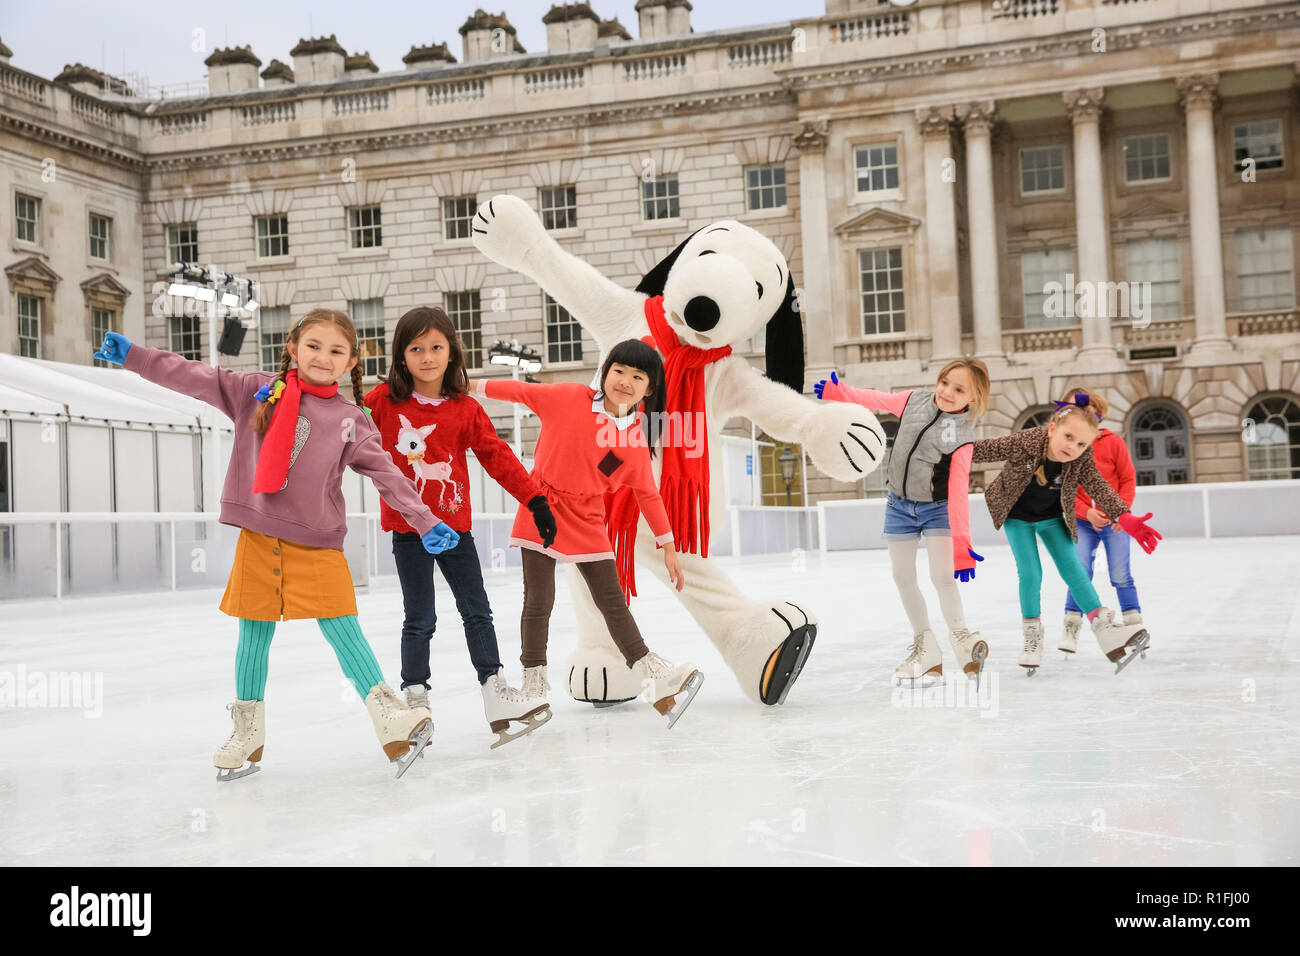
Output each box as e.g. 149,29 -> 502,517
520,548 -> 649,669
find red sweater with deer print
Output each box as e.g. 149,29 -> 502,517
364,383 -> 542,535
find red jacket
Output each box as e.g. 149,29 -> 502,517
364,383 -> 541,535
1075,428 -> 1136,521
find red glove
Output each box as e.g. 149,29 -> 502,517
1117,511 -> 1162,554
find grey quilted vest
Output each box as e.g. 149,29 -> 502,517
887,390 -> 975,501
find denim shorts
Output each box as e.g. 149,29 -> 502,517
882,491 -> 951,541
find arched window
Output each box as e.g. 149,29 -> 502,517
1244,395 -> 1300,480
1130,404 -> 1191,485
1016,406 -> 1056,431
861,416 -> 899,499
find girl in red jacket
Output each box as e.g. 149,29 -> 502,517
472,339 -> 703,728
366,307 -> 557,749
1057,387 -> 1144,655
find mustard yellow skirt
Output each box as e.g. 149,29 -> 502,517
219,529 -> 358,621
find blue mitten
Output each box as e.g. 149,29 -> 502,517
421,522 -> 460,555
93,332 -> 132,365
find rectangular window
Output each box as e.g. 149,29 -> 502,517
1236,227 -> 1296,311
17,294 -> 42,358
445,291 -> 483,369
255,214 -> 289,258
168,223 -> 199,264
91,308 -> 114,368
642,176 -> 679,221
443,196 -> 477,240
859,248 -> 905,335
1233,119 -> 1284,174
1125,238 -> 1182,321
1123,134 -> 1171,184
351,298 -> 387,378
544,294 -> 582,364
745,164 -> 787,210
854,143 -> 900,194
348,205 -> 382,248
15,193 -> 39,244
540,185 -> 577,230
1021,247 -> 1075,328
259,306 -> 292,372
89,213 -> 111,260
1020,145 -> 1066,194
170,314 -> 202,361
0,438 -> 8,513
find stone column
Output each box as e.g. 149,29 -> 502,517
1064,88 -> 1112,358
917,105 -> 961,360
1178,73 -> 1229,352
957,100 -> 1002,359
793,118 -> 835,384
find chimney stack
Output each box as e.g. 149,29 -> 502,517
204,46 -> 262,93
402,42 -> 457,70
260,59 -> 295,88
543,4 -> 600,53
459,9 -> 525,63
289,34 -> 346,83
636,0 -> 693,40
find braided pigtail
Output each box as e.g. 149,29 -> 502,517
254,349 -> 292,434
350,363 -> 366,411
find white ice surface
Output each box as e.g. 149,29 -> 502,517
1,536 -> 1297,866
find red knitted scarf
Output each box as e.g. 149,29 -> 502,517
606,295 -> 732,602
252,369 -> 338,494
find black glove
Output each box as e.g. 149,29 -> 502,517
528,495 -> 557,549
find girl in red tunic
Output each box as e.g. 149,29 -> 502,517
473,339 -> 704,727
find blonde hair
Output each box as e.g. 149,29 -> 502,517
936,358 -> 991,418
253,308 -> 364,434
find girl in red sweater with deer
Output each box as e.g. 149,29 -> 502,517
366,307 -> 557,749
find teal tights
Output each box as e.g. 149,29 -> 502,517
234,616 -> 385,701
1003,518 -> 1101,619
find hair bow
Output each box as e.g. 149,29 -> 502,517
1053,392 -> 1101,420
254,379 -> 286,405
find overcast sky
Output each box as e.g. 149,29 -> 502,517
3,0 -> 827,90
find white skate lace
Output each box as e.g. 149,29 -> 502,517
641,651 -> 673,678
902,637 -> 924,664
492,673 -> 530,704
1025,627 -> 1043,653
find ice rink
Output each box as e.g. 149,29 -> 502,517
2,535 -> 1297,866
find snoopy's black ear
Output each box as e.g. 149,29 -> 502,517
764,276 -> 804,394
635,229 -> 702,297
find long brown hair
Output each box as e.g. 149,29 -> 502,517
935,358 -> 991,418
381,306 -> 469,402
253,308 -> 365,433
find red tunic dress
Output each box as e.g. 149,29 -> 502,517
480,380 -> 674,562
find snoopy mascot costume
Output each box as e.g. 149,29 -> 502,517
472,195 -> 884,707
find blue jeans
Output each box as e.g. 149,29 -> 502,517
392,530 -> 501,688
882,491 -> 951,541
1064,521 -> 1140,614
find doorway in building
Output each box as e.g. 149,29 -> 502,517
1130,404 -> 1190,485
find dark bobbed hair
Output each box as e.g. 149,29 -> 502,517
600,338 -> 666,458
382,306 -> 469,402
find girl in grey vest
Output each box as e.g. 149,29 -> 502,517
816,359 -> 991,688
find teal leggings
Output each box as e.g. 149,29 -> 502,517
234,616 -> 385,701
1003,518 -> 1101,619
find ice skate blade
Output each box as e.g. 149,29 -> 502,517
1021,665 -> 1039,676
489,706 -> 552,750
216,762 -> 261,782
1111,632 -> 1151,675
760,624 -> 817,706
966,642 -> 988,693
591,699 -> 633,709
393,719 -> 435,779
894,672 -> 943,689
654,670 -> 704,729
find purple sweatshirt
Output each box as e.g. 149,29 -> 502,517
124,346 -> 437,550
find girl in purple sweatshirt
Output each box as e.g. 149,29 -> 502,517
94,308 -> 459,780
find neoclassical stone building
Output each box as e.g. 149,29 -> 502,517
2,0 -> 1298,507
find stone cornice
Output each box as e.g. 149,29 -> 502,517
0,111 -> 146,172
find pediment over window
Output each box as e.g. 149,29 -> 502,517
5,255 -> 62,289
1115,198 -> 1185,223
80,272 -> 131,302
834,207 -> 922,238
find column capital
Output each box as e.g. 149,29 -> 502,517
955,100 -> 998,136
1176,73 -> 1220,111
914,104 -> 956,141
1062,88 -> 1106,124
791,118 -> 830,154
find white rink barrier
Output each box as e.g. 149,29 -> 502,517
1,481 -> 1293,601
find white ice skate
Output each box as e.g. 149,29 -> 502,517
1092,608 -> 1150,674
214,699 -> 265,782
1019,620 -> 1044,675
521,664 -> 550,701
364,682 -> 434,779
1059,611 -> 1083,656
483,668 -> 551,750
633,652 -> 703,728
1123,610 -> 1144,626
895,630 -> 942,686
404,685 -> 429,711
949,628 -> 989,692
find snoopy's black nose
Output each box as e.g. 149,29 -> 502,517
683,296 -> 720,332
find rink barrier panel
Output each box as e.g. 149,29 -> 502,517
2,480 -> 1297,601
